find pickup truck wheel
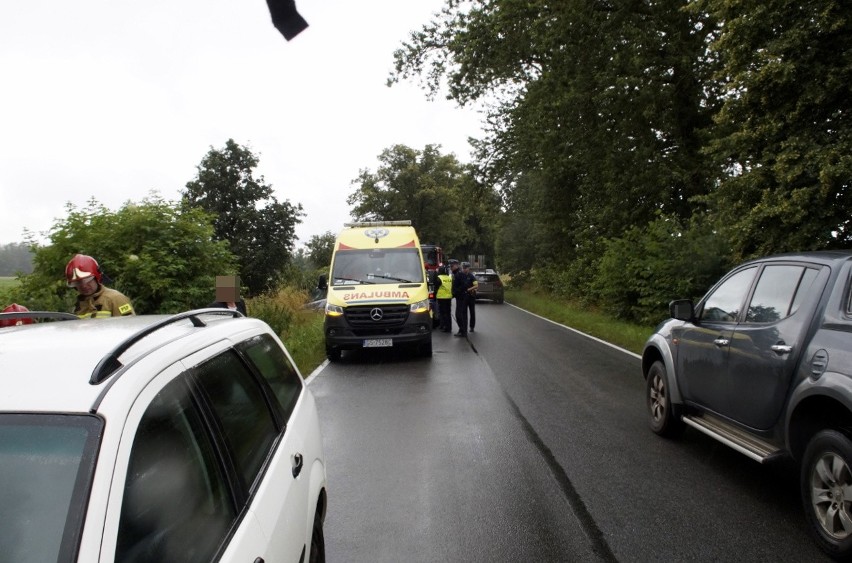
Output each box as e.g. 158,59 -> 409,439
801,429 -> 852,558
646,361 -> 683,437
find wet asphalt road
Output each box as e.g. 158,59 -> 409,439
308,302 -> 832,562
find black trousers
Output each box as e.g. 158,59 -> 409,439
454,295 -> 468,334
466,295 -> 476,330
437,299 -> 452,330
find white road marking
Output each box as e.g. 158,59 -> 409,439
507,303 -> 643,360
305,359 -> 329,385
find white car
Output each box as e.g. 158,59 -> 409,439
0,309 -> 327,563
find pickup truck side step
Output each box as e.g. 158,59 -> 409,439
682,414 -> 783,463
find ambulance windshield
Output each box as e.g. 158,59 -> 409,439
332,248 -> 423,285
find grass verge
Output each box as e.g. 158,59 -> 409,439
0,277 -> 19,291
247,287 -> 326,377
281,311 -> 325,377
505,288 -> 654,355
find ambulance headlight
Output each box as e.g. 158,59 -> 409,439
325,303 -> 344,317
410,299 -> 429,313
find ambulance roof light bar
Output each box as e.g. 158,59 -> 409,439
344,220 -> 412,227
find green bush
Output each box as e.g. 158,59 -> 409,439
12,196 -> 237,314
248,286 -> 326,375
593,213 -> 732,325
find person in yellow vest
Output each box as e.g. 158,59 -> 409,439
435,265 -> 453,332
65,254 -> 135,318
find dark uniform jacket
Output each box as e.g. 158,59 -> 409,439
452,269 -> 472,298
208,300 -> 248,316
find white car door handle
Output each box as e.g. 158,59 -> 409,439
713,338 -> 730,347
771,344 -> 793,354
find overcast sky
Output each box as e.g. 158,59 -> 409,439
0,0 -> 482,247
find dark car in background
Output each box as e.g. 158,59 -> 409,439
473,269 -> 504,303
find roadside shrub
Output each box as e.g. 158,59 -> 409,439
593,213 -> 731,325
247,286 -> 306,336
282,311 -> 325,375
17,197 -> 236,314
247,285 -> 325,375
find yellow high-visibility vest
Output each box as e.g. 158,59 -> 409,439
436,274 -> 452,299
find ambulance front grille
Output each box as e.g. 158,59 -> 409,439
344,305 -> 409,329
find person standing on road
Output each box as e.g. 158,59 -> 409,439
461,262 -> 479,332
66,254 -> 135,318
450,259 -> 468,337
435,265 -> 453,332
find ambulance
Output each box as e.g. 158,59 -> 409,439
323,221 -> 433,361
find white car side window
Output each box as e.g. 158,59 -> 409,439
116,377 -> 236,563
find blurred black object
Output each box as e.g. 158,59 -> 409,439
266,0 -> 308,40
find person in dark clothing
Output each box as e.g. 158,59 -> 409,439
208,275 -> 248,316
461,262 -> 479,332
450,259 -> 468,336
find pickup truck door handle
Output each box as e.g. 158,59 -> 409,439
771,344 -> 793,354
292,453 -> 304,478
713,337 -> 730,347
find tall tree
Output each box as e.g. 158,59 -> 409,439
305,231 -> 336,269
347,144 -> 499,256
391,0 -> 717,266
700,0 -> 852,258
8,196 -> 236,313
183,139 -> 304,295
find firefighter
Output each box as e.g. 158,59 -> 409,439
435,265 -> 453,332
0,303 -> 33,327
65,254 -> 135,318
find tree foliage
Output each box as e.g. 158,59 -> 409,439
183,139 -> 304,295
6,196 -> 236,313
347,144 -> 500,259
391,0 -> 851,319
392,0 -> 716,245
700,0 -> 852,259
593,214 -> 731,325
305,231 -> 336,270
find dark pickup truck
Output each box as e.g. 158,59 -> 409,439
642,251 -> 852,559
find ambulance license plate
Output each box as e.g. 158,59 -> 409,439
363,338 -> 393,348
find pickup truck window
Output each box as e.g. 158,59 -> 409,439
746,265 -> 818,323
700,267 -> 756,322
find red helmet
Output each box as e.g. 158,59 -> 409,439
1,303 -> 33,327
65,254 -> 102,286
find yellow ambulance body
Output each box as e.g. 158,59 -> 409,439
323,221 -> 432,361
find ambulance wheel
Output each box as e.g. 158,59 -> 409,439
326,347 -> 341,363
